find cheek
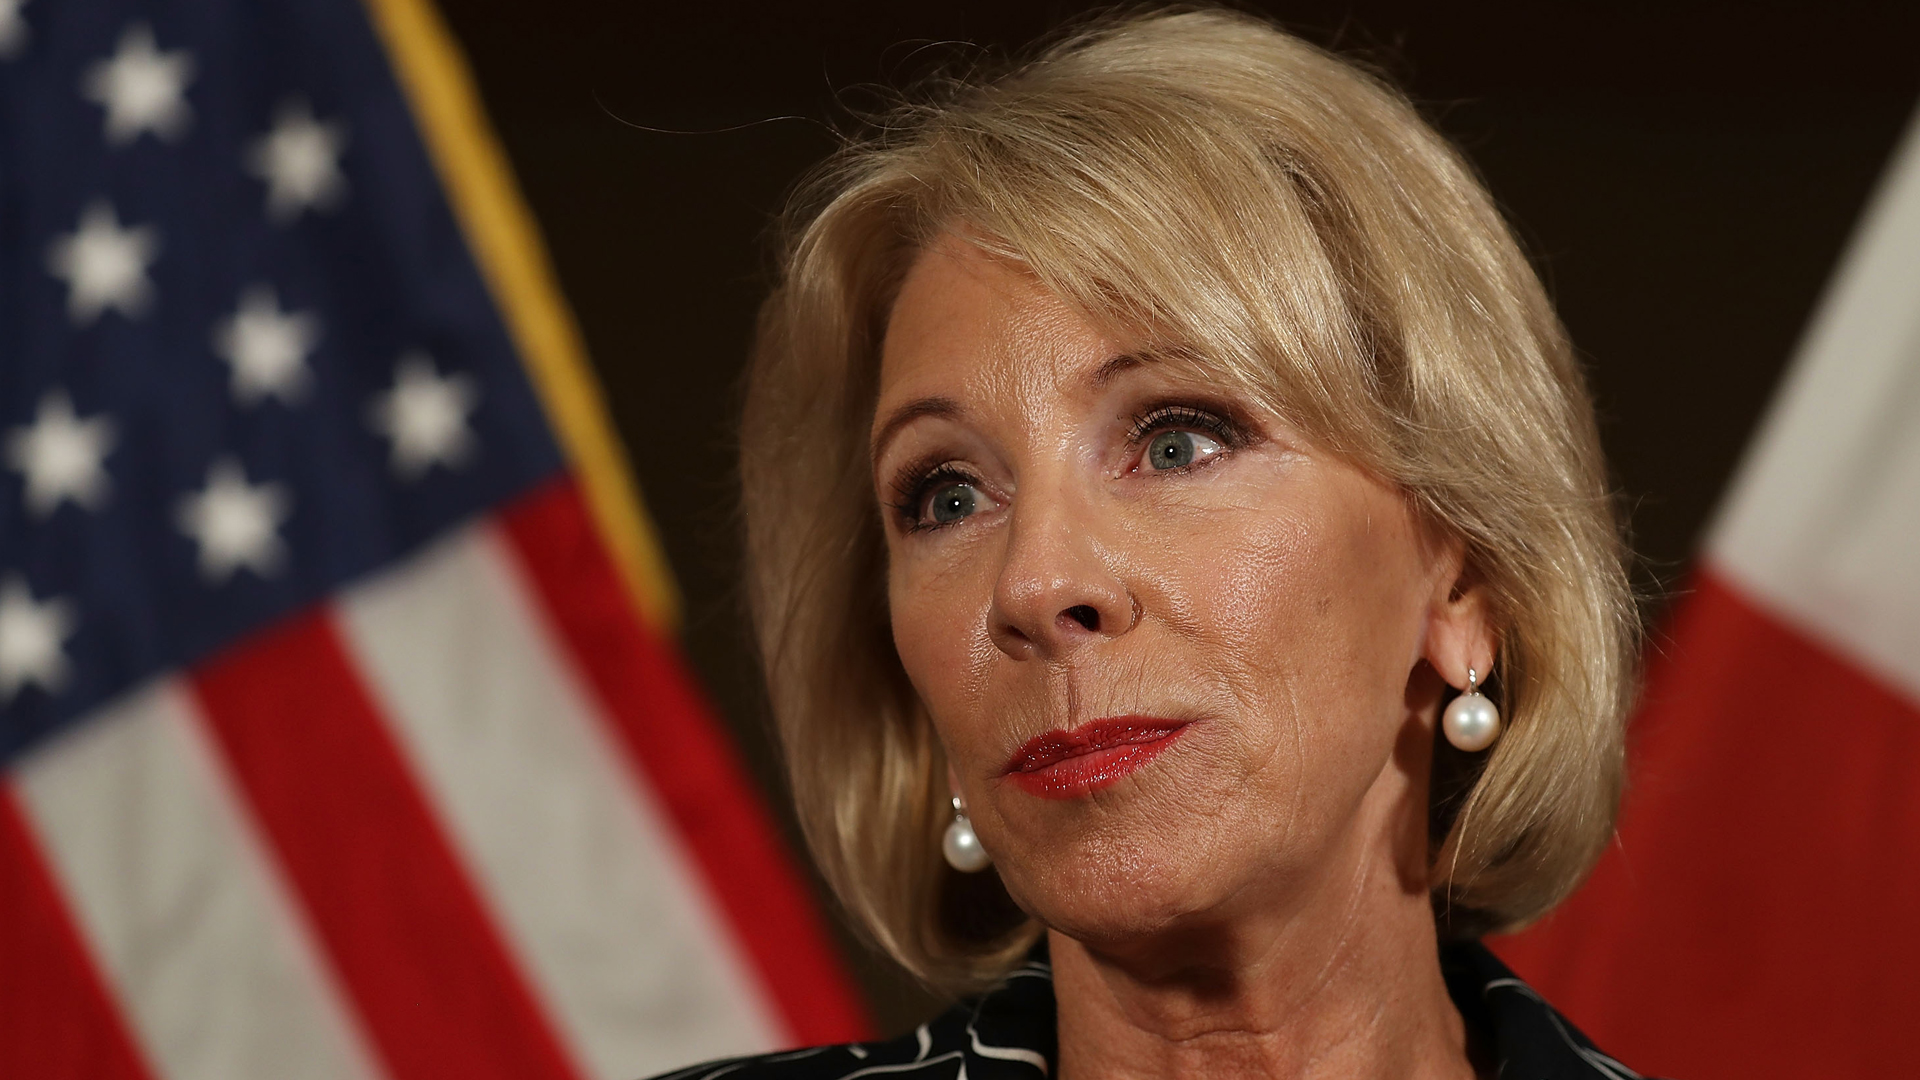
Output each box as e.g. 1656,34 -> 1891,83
887,545 -> 997,729
1136,503 -> 1329,707
1139,484 -> 1424,788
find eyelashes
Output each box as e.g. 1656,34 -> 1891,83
886,400 -> 1246,532
888,460 -> 982,531
1124,402 -> 1242,451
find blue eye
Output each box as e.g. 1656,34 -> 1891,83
1146,429 -> 1222,470
926,482 -> 980,524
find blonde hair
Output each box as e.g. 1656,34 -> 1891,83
741,6 -> 1637,989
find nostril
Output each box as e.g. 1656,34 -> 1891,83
1061,605 -> 1100,632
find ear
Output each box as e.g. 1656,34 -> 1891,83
1422,541 -> 1499,693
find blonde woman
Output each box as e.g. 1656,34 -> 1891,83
659,8 -> 1644,1079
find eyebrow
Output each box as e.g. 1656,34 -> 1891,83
1092,353 -> 1146,387
869,355 -> 1147,464
870,396 -> 963,465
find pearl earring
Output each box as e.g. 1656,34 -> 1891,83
942,796 -> 991,872
1442,667 -> 1501,752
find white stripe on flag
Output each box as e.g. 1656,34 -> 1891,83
335,521 -> 783,1080
12,680 -> 386,1080
1709,108 -> 1920,704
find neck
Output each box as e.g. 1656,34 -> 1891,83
1049,749 -> 1474,1080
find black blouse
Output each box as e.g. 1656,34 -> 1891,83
648,941 -> 1646,1080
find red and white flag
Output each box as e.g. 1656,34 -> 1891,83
1496,110 -> 1920,1079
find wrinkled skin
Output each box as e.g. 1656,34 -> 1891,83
872,235 -> 1496,1079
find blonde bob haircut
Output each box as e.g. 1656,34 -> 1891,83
742,6 -> 1638,989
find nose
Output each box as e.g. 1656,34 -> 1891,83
988,487 -> 1136,661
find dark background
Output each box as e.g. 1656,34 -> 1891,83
435,0 -> 1919,1036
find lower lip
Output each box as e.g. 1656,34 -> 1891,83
1003,719 -> 1190,799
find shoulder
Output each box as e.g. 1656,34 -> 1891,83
644,957 -> 1057,1080
639,1036 -> 929,1080
651,944 -> 1655,1080
1441,940 -> 1656,1080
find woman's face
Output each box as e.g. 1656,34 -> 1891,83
873,236 -> 1488,947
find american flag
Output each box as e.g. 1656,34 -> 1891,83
0,1 -> 866,1077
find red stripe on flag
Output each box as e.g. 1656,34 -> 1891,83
0,784 -> 157,1080
1494,568 -> 1920,1080
499,477 -> 871,1045
190,611 -> 586,1080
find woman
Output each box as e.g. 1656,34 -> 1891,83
665,7 -> 1642,1079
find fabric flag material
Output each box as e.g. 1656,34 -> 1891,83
1494,110 -> 1920,1079
0,2 -> 869,1078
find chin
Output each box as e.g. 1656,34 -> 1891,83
999,833 -> 1210,945
987,763 -> 1273,947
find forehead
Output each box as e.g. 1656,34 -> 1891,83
877,237 -> 1118,408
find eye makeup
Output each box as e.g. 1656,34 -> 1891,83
1122,400 -> 1245,452
888,457 -> 988,532
881,396 -> 1257,532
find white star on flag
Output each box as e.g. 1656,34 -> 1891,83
0,576 -> 75,702
368,353 -> 479,479
81,22 -> 194,145
0,0 -> 30,60
46,201 -> 160,324
4,391 -> 116,518
213,286 -> 320,405
247,98 -> 348,222
176,458 -> 292,583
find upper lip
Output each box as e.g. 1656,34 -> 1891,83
1003,716 -> 1192,774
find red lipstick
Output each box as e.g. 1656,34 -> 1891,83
1003,717 -> 1190,799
